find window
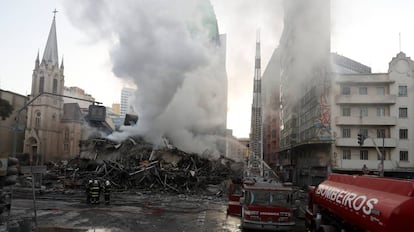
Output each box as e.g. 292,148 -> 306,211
360,107 -> 368,117
342,128 -> 351,138
64,129 -> 69,140
53,79 -> 58,94
342,107 -> 351,116
63,143 -> 69,152
341,86 -> 350,95
343,150 -> 351,160
400,151 -> 408,161
399,107 -> 408,118
359,87 -> 367,95
39,77 -> 44,93
399,85 -> 407,96
360,128 -> 368,138
360,150 -> 368,160
376,106 -> 385,116
377,129 -> 386,138
376,87 -> 385,95
35,111 -> 41,128
399,129 -> 408,139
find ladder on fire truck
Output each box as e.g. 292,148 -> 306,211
245,152 -> 279,180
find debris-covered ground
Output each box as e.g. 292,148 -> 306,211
25,136 -> 244,195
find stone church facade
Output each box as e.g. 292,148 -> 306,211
23,15 -> 84,163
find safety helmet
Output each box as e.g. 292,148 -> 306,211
94,180 -> 98,184
105,180 -> 110,185
89,180 -> 93,183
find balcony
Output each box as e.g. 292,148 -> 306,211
335,137 -> 397,148
335,116 -> 397,126
335,74 -> 392,84
335,95 -> 396,105
335,159 -> 398,171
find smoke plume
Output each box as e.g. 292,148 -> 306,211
64,0 -> 227,156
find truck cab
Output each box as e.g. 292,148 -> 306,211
238,177 -> 296,231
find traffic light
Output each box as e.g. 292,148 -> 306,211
357,133 -> 365,146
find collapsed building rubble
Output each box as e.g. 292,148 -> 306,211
40,136 -> 243,194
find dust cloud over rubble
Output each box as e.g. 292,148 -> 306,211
64,0 -> 228,156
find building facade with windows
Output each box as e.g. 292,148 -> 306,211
278,0 -> 331,186
331,52 -> 414,178
262,48 -> 281,169
120,87 -> 137,119
0,90 -> 27,155
63,86 -> 95,109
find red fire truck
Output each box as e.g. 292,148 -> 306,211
306,173 -> 414,232
227,177 -> 296,231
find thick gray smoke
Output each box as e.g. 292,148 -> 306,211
64,0 -> 227,156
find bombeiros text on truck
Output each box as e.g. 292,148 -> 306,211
306,173 -> 414,232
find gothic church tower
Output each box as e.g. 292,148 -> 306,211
24,13 -> 65,163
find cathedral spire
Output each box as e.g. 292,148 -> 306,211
42,9 -> 59,65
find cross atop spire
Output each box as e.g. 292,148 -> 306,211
53,9 -> 58,18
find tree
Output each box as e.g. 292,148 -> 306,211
0,99 -> 13,120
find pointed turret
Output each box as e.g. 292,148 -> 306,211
35,50 -> 40,68
42,14 -> 59,65
60,56 -> 64,70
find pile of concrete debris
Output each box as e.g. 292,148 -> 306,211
43,137 -> 243,194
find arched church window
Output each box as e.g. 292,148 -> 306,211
63,129 -> 70,152
35,111 -> 41,128
53,79 -> 58,94
39,77 -> 44,93
64,129 -> 70,140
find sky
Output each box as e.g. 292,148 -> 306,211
1,0 -> 414,138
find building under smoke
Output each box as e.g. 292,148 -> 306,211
278,0 -> 331,186
68,0 -> 228,156
262,48 -> 281,169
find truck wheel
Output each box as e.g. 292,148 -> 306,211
318,225 -> 337,232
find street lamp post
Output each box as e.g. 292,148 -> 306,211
380,132 -> 385,177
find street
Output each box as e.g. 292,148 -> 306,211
9,189 -> 305,231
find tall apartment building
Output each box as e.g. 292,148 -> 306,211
331,52 -> 414,178
120,87 -> 136,119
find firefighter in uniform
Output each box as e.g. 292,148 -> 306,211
102,180 -> 111,205
90,179 -> 101,204
86,179 -> 93,204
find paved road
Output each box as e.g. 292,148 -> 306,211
9,190 -> 305,231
